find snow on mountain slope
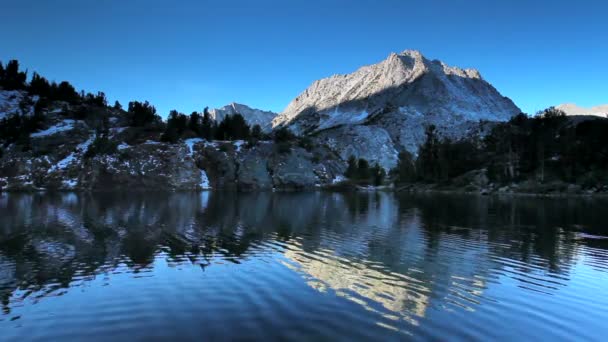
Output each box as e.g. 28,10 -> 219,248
210,103 -> 277,132
556,103 -> 608,117
272,50 -> 521,170
0,90 -> 38,119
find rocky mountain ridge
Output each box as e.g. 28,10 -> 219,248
272,50 -> 521,169
555,103 -> 608,117
210,103 -> 277,132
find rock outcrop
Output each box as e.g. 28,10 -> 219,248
0,94 -> 342,191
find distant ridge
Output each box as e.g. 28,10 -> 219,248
209,103 -> 277,132
555,103 -> 608,117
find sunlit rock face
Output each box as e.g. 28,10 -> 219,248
555,103 -> 608,117
210,103 -> 277,132
273,50 -> 521,169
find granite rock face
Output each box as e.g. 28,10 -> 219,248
273,50 -> 521,169
210,103 -> 277,132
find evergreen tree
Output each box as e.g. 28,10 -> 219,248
372,163 -> 386,186
161,110 -> 189,142
394,151 -> 416,183
161,125 -> 179,143
188,111 -> 201,135
55,81 -> 80,103
215,113 -> 251,140
2,60 -> 27,90
29,72 -> 51,97
251,124 -> 263,140
201,108 -> 214,140
0,62 -> 4,82
357,158 -> 370,180
128,101 -> 158,127
175,111 -> 188,133
84,134 -> 118,158
230,113 -> 250,140
273,126 -> 296,143
417,125 -> 440,182
114,101 -> 122,110
345,155 -> 358,179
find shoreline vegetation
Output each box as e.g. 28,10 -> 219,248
1,59 -> 607,195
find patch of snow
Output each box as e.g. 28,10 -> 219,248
204,140 -> 219,149
31,119 -> 76,138
199,169 -> 211,189
110,126 -> 128,136
0,90 -> 25,119
332,175 -> 346,184
77,133 -> 96,152
47,133 -> 95,174
144,140 -> 161,145
233,140 -> 245,152
48,153 -> 76,174
117,142 -> 130,150
184,138 -> 204,156
62,178 -> 78,189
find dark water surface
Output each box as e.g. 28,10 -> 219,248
0,192 -> 607,341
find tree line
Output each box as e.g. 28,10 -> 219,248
392,108 -> 608,188
160,107 -> 265,143
1,59 -> 276,150
345,156 -> 386,186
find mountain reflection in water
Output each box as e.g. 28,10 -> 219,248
1,192 -> 607,341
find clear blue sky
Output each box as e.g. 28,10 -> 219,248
1,0 -> 606,117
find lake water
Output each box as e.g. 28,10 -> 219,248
0,191 -> 607,341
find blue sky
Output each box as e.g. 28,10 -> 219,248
1,0 -> 606,117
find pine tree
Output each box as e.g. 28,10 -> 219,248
393,151 -> 416,183
29,72 -> 51,97
56,81 -> 79,103
128,101 -> 158,127
230,113 -> 250,140
345,155 -> 358,179
357,158 -> 370,181
417,125 -> 440,182
3,60 -> 27,90
251,124 -> 263,140
114,101 -> 122,110
372,163 -> 386,186
201,108 -> 214,140
273,126 -> 296,143
188,111 -> 201,135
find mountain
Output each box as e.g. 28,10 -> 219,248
210,103 -> 277,132
272,50 -> 521,169
555,103 -> 608,117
